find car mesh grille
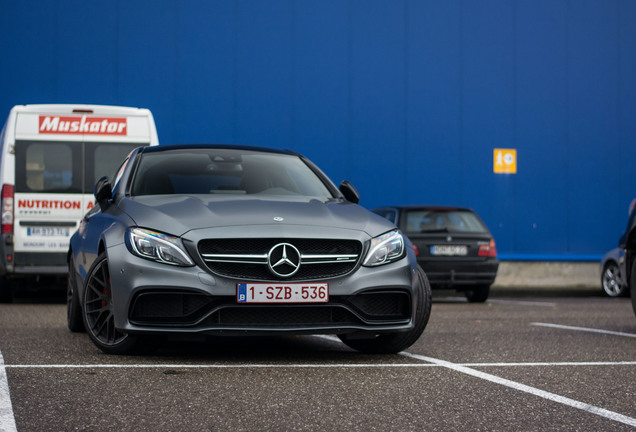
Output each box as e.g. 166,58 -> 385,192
348,292 -> 410,317
130,292 -> 215,324
128,291 -> 411,327
198,238 -> 362,281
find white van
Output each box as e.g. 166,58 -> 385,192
0,104 -> 159,300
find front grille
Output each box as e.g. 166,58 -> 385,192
128,290 -> 410,328
198,238 -> 362,281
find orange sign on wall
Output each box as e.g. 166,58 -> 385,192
493,149 -> 517,174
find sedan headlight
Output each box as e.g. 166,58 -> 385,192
127,228 -> 194,266
362,230 -> 405,267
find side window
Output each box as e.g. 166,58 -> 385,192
15,141 -> 82,193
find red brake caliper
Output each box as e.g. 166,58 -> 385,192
101,277 -> 110,309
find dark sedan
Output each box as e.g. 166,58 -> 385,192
67,145 -> 431,354
372,206 -> 498,302
619,198 -> 636,317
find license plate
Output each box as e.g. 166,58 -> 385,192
430,245 -> 468,256
27,227 -> 70,237
237,283 -> 329,303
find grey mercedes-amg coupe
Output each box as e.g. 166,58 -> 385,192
67,145 -> 431,354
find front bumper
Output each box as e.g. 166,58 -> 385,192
105,241 -> 419,336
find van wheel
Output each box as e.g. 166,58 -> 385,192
0,277 -> 14,303
67,256 -> 85,332
82,253 -> 138,354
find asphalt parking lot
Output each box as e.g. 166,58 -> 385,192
1,286 -> 635,431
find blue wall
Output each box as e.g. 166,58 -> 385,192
1,0 -> 635,260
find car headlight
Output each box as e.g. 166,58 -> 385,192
126,228 -> 194,266
362,230 -> 405,267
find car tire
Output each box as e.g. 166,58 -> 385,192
464,284 -> 490,303
338,266 -> 432,354
0,277 -> 13,303
631,259 -> 636,318
82,252 -> 139,354
67,256 -> 85,332
601,261 -> 625,297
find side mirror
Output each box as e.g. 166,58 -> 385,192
339,180 -> 360,204
94,176 -> 113,211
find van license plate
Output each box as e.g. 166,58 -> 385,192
27,227 -> 70,237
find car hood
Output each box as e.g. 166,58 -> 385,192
117,195 -> 395,238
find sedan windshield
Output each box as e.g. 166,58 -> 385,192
404,210 -> 487,234
130,148 -> 334,199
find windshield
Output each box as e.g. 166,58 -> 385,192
130,148 -> 335,199
404,209 -> 488,234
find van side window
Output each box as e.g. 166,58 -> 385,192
15,141 -> 82,193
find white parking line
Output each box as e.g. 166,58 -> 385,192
2,338 -> 636,429
0,350 -> 18,432
489,299 -> 557,307
459,361 -> 636,367
5,363 -> 436,369
315,336 -> 636,426
4,361 -> 635,369
531,322 -> 636,338
400,352 -> 636,428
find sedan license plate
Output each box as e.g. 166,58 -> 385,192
430,245 -> 468,256
27,227 -> 70,237
237,283 -> 329,303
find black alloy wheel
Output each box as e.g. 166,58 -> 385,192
82,252 -> 138,354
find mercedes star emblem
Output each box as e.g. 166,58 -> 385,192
267,243 -> 301,278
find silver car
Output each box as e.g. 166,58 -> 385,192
67,145 -> 431,354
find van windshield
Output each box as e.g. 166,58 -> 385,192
15,140 -> 141,193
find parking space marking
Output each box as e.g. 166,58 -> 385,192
460,361 -> 636,367
531,322 -> 636,338
401,352 -> 636,428
0,350 -> 18,432
3,358 -> 635,427
4,361 -> 635,369
5,363 -> 438,369
488,299 -> 556,307
2,334 -> 635,430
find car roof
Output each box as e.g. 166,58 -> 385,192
140,144 -> 299,156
